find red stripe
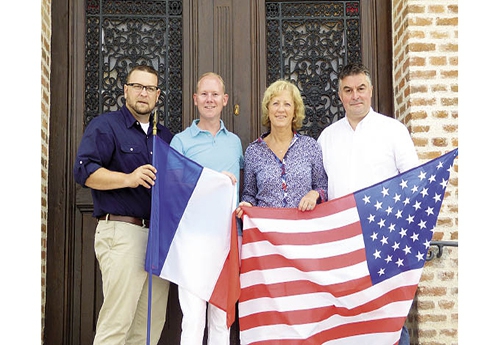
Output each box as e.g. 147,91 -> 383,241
241,248 -> 366,274
239,275 -> 373,302
241,194 -> 356,221
243,221 -> 362,246
241,317 -> 407,345
208,213 -> 241,327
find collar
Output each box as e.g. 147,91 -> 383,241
258,131 -> 300,144
189,119 -> 227,137
342,107 -> 375,130
120,106 -> 154,129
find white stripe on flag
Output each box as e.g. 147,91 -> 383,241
244,207 -> 360,234
160,167 -> 236,301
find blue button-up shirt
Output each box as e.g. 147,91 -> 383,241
73,106 -> 173,219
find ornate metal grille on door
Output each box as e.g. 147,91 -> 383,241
266,1 -> 361,139
84,0 -> 183,133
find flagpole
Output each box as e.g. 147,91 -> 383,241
153,109 -> 157,136
146,109 -> 157,345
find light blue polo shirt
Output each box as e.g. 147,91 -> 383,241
170,119 -> 244,201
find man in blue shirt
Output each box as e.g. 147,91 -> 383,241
170,72 -> 244,345
74,65 -> 173,345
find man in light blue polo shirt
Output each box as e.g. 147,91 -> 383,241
170,72 -> 244,345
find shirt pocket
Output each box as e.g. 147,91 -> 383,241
120,143 -> 143,155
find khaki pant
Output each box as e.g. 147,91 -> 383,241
93,220 -> 170,345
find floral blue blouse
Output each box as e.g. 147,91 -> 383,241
241,132 -> 328,208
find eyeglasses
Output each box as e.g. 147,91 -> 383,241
126,83 -> 159,94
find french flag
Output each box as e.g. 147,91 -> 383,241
145,135 -> 240,327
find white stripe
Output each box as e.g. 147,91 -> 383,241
240,260 -> 369,290
240,300 -> 411,344
244,207 -> 360,234
241,233 -> 364,260
160,168 -> 236,301
323,331 -> 402,345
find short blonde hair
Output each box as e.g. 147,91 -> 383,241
197,72 -> 226,93
261,80 -> 305,131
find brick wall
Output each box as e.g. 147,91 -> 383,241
41,0 -> 51,341
393,0 -> 458,344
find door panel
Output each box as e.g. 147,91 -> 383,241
183,0 -> 263,151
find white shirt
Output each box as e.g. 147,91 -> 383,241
317,108 -> 419,199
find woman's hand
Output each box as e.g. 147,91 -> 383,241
236,201 -> 252,218
298,190 -> 320,212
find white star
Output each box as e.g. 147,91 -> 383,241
380,236 -> 389,245
370,231 -> 378,241
428,174 -> 436,183
374,201 -> 383,210
433,192 -> 442,203
437,161 -> 444,169
385,255 -> 393,263
403,198 -> 411,206
440,178 -> 448,189
425,206 -> 434,216
392,241 -> 400,251
399,228 -> 408,238
393,193 -> 401,203
411,232 -> 420,242
395,210 -> 403,219
418,219 -> 427,229
416,251 -> 425,261
406,214 -> 415,224
418,171 -> 427,180
378,218 -> 386,228
388,223 -> 396,232
411,185 -> 419,193
420,188 -> 429,198
412,200 -> 422,211
373,249 -> 382,259
381,187 -> 389,197
403,245 -> 412,255
385,206 -> 393,215
367,214 -> 376,223
396,258 -> 405,267
377,268 -> 385,276
363,195 -> 371,204
423,239 -> 431,248
400,179 -> 408,189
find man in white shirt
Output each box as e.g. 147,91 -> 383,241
317,62 -> 418,345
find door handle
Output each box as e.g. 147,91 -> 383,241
234,104 -> 240,116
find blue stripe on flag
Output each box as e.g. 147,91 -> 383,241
146,135 -> 204,275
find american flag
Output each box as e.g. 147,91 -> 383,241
238,149 -> 458,345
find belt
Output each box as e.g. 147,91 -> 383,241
98,214 -> 150,228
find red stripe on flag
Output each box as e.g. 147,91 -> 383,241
241,249 -> 366,273
241,193 -> 356,221
239,275 -> 373,302
209,213 -> 241,327
243,221 -> 362,246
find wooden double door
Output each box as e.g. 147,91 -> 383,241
46,1 -> 392,344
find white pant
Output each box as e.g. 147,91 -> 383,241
178,287 -> 230,345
